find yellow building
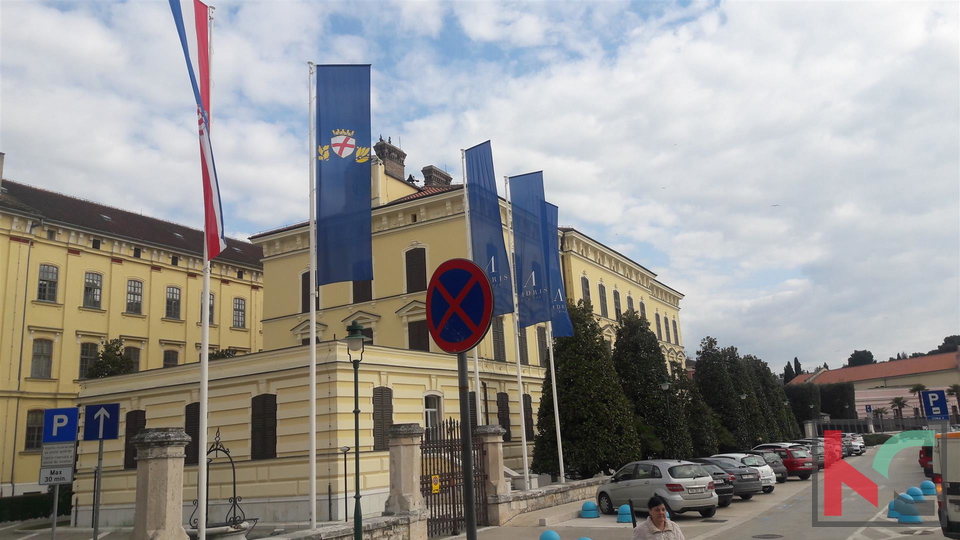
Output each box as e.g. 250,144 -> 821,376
68,139 -> 685,525
0,164 -> 265,497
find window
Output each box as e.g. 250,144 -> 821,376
185,403 -> 199,465
537,326 -> 549,365
361,327 -> 374,345
171,256 -> 179,267
83,272 -> 103,309
46,229 -> 56,240
656,314 -> 663,340
663,318 -> 671,344
627,295 -> 635,314
133,247 -> 141,259
233,298 -> 246,328
424,395 -> 441,439
613,290 -> 622,322
163,350 -> 179,368
124,410 -> 147,469
408,319 -> 429,351
37,264 -> 58,302
166,287 -> 181,319
519,329 -> 529,365
125,346 -> 140,372
251,394 -> 277,460
301,272 -> 318,313
672,319 -> 680,344
237,270 -> 244,279
126,280 -> 143,314
25,410 -> 44,450
31,339 -> 53,379
639,300 -> 646,320
200,293 -> 215,324
373,387 -> 393,451
523,394 -> 535,440
598,283 -> 608,318
580,276 -> 590,305
405,248 -> 427,293
493,316 -> 506,362
79,342 -> 98,379
353,280 -> 372,303
92,239 -> 101,250
497,392 -> 512,442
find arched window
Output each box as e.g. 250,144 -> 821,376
251,394 -> 277,460
613,290 -> 622,322
37,264 -> 58,302
25,410 -> 44,450
31,339 -> 53,379
233,298 -> 246,328
580,276 -> 591,305
405,247 -> 427,293
672,319 -> 680,345
639,300 -> 647,320
373,387 -> 393,451
655,314 -> 663,340
627,295 -> 635,314
124,410 -> 147,469
79,342 -> 98,379
424,394 -> 441,440
165,286 -> 181,319
83,272 -> 103,309
598,283 -> 608,318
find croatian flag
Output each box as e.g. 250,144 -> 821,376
169,0 -> 227,261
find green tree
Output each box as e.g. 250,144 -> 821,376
820,382 -> 857,419
210,349 -> 237,360
744,355 -> 800,442
85,338 -> 135,378
890,397 -> 908,419
947,384 -> 960,418
874,407 -> 888,418
783,362 -> 796,384
793,357 -> 802,376
847,350 -> 876,367
532,301 -> 642,478
670,363 -> 718,456
784,383 -> 821,429
611,310 -> 692,459
909,384 -> 927,419
694,338 -> 748,450
728,352 -> 769,446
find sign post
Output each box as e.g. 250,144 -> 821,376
41,409 -> 79,540
84,403 -> 120,540
921,390 -> 949,421
426,259 -> 494,540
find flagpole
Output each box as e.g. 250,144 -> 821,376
545,322 -> 565,482
307,61 -> 318,530
461,150 -> 483,423
504,175 -> 531,491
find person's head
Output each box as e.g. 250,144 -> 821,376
648,496 -> 667,523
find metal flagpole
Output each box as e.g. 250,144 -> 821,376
307,62 -> 318,529
545,322 -> 565,482
461,150 -> 483,422
503,175 -> 531,490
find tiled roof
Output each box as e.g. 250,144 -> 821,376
787,352 -> 959,385
789,373 -> 814,385
0,180 -> 262,268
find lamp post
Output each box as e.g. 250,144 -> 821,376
344,321 -> 366,540
340,446 -> 350,523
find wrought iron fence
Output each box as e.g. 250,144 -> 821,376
420,419 -> 488,537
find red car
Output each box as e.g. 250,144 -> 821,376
919,445 -> 933,477
752,444 -> 815,480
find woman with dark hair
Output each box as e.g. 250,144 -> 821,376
631,495 -> 686,540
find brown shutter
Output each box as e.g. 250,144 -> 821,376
185,403 -> 200,465
408,320 -> 430,351
353,280 -> 373,303
373,387 -> 393,451
405,248 -> 427,293
523,394 -> 535,440
251,394 -> 277,460
537,326 -> 548,365
581,277 -> 590,304
493,317 -> 506,362
519,329 -> 529,365
124,410 -> 147,470
614,291 -> 622,322
468,391 -> 478,432
301,272 -> 310,313
497,392 -> 512,442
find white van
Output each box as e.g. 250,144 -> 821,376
935,432 -> 960,539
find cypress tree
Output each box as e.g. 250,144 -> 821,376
694,338 -> 747,450
671,362 -> 717,456
532,301 -> 642,478
783,361 -> 796,384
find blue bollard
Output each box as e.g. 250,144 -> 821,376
580,501 -> 599,519
577,538 -> 593,540
921,481 -> 937,496
906,486 -> 925,501
617,504 -> 634,523
897,494 -> 923,524
887,500 -> 899,519
539,531 -> 562,540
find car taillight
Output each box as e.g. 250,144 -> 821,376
666,484 -> 685,492
708,482 -> 715,490
933,473 -> 942,483
729,474 -> 736,482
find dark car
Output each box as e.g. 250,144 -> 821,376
697,461 -> 734,508
752,444 -> 814,479
691,457 -> 763,500
747,450 -> 788,483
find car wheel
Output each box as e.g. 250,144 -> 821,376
777,477 -> 786,484
718,498 -> 731,508
699,507 -> 717,518
798,474 -> 810,480
763,486 -> 775,494
598,493 -> 615,515
740,494 -> 754,500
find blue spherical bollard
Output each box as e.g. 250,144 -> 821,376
921,480 -> 937,496
887,500 -> 899,519
906,486 -> 925,500
581,501 -> 599,519
539,531 -> 562,540
577,538 -> 593,540
897,494 -> 924,524
617,504 -> 634,523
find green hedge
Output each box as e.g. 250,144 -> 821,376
863,433 -> 894,447
784,383 -> 821,425
820,382 -> 857,419
0,486 -> 72,523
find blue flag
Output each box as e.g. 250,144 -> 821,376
509,172 -> 551,328
465,141 -> 513,316
543,202 -> 573,337
315,65 -> 373,285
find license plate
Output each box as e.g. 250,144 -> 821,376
743,475 -> 756,479
688,487 -> 704,494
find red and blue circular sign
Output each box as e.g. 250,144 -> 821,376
426,259 -> 494,354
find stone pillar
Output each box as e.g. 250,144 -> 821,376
803,420 -> 817,439
476,425 -> 508,497
384,424 -> 425,515
132,428 -> 191,540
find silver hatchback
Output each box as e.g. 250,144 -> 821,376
597,460 -> 718,518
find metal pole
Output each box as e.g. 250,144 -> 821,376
352,358 -> 362,540
461,149 -> 484,422
457,351 -> 478,540
545,322 -> 565,483
308,61 -> 319,531
93,440 -> 103,540
52,484 -> 59,540
344,450 -> 348,523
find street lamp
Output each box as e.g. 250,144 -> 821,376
344,320 -> 366,540
739,394 -> 747,400
340,446 -> 350,523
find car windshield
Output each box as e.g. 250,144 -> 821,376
700,463 -> 723,475
668,465 -> 706,479
761,453 -> 782,464
741,456 -> 765,467
791,449 -> 811,458
713,458 -> 745,469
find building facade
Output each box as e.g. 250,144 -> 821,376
0,171 -> 264,496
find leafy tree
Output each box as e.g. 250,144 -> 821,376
784,383 -> 821,428
928,335 -> 960,355
611,310 -> 692,459
822,362 -> 829,370
873,407 -> 888,418
671,363 -> 718,456
210,349 -> 237,360
532,301 -> 642,478
909,384 -> 927,419
947,384 -> 960,418
744,355 -> 800,442
909,352 -> 926,358
728,352 -> 769,446
793,357 -> 802,376
820,382 -> 857,419
85,338 -> 135,378
694,338 -> 748,449
890,397 -> 908,419
847,350 -> 876,367
783,362 -> 796,384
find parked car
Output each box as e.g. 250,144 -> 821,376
691,457 -> 763,500
696,461 -> 734,508
713,453 -> 777,493
795,438 -> 838,464
752,444 -> 815,479
842,433 -> 865,455
596,460 -> 718,517
919,445 -> 934,477
746,450 -> 788,483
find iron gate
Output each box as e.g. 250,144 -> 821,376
420,419 -> 488,537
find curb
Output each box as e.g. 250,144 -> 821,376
538,510 -> 582,527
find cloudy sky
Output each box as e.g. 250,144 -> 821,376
2,1 -> 957,372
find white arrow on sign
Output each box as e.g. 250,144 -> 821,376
94,407 -> 110,439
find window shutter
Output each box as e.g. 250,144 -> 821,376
672,320 -> 679,345
523,394 -> 535,440
468,391 -> 478,432
405,248 -> 427,293
493,317 -> 506,362
373,387 -> 393,451
581,276 -> 590,305
353,280 -> 373,303
519,329 -> 529,365
185,403 -> 200,465
497,392 -> 512,442
627,296 -> 635,313
408,320 -> 430,351
251,394 -> 277,460
614,291 -> 622,322
656,314 -> 662,340
537,327 -> 548,365
124,410 -> 147,470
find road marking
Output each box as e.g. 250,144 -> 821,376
0,523 -> 26,532
17,534 -> 40,540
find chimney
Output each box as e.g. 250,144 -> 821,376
421,165 -> 452,187
373,136 -> 406,182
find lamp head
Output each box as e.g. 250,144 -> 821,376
660,382 -> 671,391
739,393 -> 747,400
345,320 -> 365,353
340,446 -> 350,453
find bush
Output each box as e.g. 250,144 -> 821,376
0,485 -> 71,523
863,433 -> 894,447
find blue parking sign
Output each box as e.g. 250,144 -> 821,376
921,390 -> 949,421
83,403 -> 120,441
865,404 -> 873,414
42,408 -> 79,443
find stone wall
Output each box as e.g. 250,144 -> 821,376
274,512 -> 427,540
487,477 -> 607,526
